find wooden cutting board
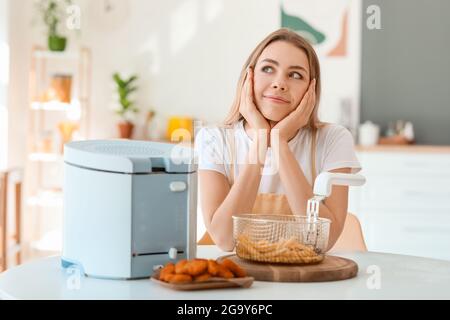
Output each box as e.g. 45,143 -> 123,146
218,254 -> 358,282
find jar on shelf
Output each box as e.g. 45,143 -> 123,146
57,121 -> 79,153
48,74 -> 73,103
35,130 -> 54,153
166,116 -> 194,142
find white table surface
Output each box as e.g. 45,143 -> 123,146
1,246 -> 450,300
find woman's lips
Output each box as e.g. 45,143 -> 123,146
263,95 -> 290,104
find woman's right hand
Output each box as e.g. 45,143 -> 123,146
239,67 -> 270,165
239,67 -> 270,135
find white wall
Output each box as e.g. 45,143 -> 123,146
7,0 -> 281,166
6,0 -> 362,245
281,0 -> 362,135
79,0 -> 283,140
7,0 -> 361,162
0,0 -> 9,170
7,0 -> 32,168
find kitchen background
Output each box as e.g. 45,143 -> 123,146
1,0 -> 449,272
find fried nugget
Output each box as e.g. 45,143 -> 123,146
186,259 -> 208,276
159,262 -> 175,281
163,273 -> 175,282
194,273 -> 212,282
221,259 -> 246,278
207,259 -> 221,276
175,259 -> 189,274
217,265 -> 234,279
168,274 -> 193,284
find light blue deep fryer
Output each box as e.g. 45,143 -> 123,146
61,140 -> 197,279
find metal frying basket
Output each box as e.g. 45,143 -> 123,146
232,214 -> 331,264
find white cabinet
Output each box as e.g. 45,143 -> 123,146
349,147 -> 450,261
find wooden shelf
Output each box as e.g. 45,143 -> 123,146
33,50 -> 79,60
26,190 -> 63,208
28,153 -> 62,162
24,46 -> 91,261
31,101 -> 72,111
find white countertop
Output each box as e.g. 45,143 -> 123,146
1,246 -> 450,300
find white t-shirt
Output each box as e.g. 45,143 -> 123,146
195,120 -> 361,194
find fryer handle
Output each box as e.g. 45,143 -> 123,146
313,172 -> 366,198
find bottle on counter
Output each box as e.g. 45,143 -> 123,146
358,121 -> 380,146
386,122 -> 395,137
404,121 -> 415,142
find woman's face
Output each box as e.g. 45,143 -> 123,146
253,41 -> 311,122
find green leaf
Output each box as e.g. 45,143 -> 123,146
118,87 -> 128,98
120,98 -> 131,109
113,73 -> 126,88
126,75 -> 138,85
113,72 -> 139,116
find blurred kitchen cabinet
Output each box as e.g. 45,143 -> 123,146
349,147 -> 450,261
23,46 -> 91,260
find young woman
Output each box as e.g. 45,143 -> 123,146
195,28 -> 361,251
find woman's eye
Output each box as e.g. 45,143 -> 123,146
290,72 -> 303,80
261,66 -> 302,79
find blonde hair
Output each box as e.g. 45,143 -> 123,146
224,28 -> 324,129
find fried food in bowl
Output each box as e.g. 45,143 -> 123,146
233,214 -> 331,264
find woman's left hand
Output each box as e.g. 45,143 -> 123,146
271,79 -> 316,143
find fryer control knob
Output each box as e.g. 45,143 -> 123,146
168,247 -> 178,260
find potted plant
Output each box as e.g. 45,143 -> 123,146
36,0 -> 73,51
113,73 -> 139,139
